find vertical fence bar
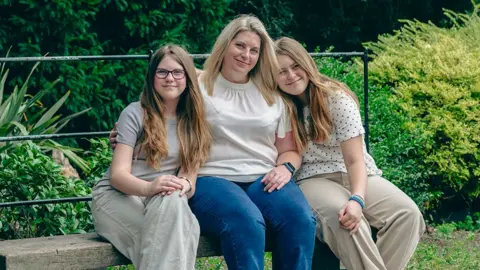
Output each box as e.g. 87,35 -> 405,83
363,48 -> 370,153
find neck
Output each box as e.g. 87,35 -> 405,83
163,99 -> 179,118
297,91 -> 308,106
221,67 -> 249,84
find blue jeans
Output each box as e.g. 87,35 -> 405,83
189,176 -> 316,270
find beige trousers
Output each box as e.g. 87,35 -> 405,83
297,172 -> 425,270
92,187 -> 200,270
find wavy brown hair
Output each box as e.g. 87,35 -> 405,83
139,45 -> 211,173
275,37 -> 359,151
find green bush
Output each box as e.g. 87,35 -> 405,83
0,142 -> 93,239
0,0 -> 234,132
314,54 -> 438,213
83,138 -> 112,188
363,2 -> 480,211
0,57 -> 91,173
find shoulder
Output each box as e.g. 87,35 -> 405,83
119,101 -> 143,122
123,101 -> 142,114
327,91 -> 358,110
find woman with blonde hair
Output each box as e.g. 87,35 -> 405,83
93,45 -> 211,270
274,37 -> 425,270
189,15 -> 316,269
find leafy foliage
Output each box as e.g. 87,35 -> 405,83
0,55 -> 91,172
0,143 -> 93,239
83,138 -> 112,188
0,0 -> 234,133
364,1 -> 480,211
314,53 -> 438,213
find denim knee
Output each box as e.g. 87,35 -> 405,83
222,209 -> 266,243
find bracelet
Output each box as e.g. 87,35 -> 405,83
349,194 -> 365,209
178,176 -> 192,193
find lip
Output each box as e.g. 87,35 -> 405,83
235,58 -> 249,66
286,78 -> 302,86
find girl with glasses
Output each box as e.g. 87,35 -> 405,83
92,45 -> 211,270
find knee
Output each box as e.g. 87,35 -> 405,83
284,204 -> 317,236
397,199 -> 426,235
148,191 -> 190,214
226,210 -> 266,239
311,201 -> 343,229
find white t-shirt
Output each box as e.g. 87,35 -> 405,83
197,73 -> 291,182
295,91 -> 382,181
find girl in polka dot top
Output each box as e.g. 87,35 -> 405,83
274,37 -> 425,270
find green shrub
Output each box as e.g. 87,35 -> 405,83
0,0 -> 234,133
363,2 -> 480,211
313,53 -> 438,213
0,57 -> 91,173
83,138 -> 112,188
0,142 -> 93,239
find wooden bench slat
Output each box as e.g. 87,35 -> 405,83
0,233 -> 340,269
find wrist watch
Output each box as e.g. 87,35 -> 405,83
279,162 -> 296,175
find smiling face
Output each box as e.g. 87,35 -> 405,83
276,54 -> 309,97
221,30 -> 261,80
153,55 -> 187,102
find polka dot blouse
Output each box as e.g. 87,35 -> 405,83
295,91 -> 382,181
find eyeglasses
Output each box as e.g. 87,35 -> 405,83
155,68 -> 186,79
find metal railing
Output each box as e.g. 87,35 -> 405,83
0,50 -> 370,208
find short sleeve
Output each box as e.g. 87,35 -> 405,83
276,99 -> 292,138
116,102 -> 143,148
329,91 -> 364,142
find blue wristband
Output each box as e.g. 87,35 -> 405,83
349,195 -> 365,209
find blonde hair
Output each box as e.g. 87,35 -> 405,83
275,37 -> 359,151
202,14 -> 279,105
139,45 -> 211,173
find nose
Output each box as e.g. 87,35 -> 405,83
286,69 -> 295,80
240,50 -> 249,60
165,72 -> 175,81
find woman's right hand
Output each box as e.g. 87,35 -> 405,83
143,175 -> 185,197
109,122 -> 118,149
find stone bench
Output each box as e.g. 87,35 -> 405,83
0,233 -> 340,269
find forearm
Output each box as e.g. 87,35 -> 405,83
110,171 -> 149,197
276,150 -> 302,171
345,160 -> 367,199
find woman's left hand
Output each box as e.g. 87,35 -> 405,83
261,165 -> 292,193
338,200 -> 363,234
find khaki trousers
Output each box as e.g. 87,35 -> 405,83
92,187 -> 200,270
297,172 -> 425,270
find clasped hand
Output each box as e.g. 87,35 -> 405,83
143,175 -> 191,198
261,165 -> 292,193
338,200 -> 363,235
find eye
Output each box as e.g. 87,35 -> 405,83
235,43 -> 245,48
279,70 -> 287,75
251,49 -> 259,54
172,69 -> 184,76
157,69 -> 168,76
292,64 -> 300,70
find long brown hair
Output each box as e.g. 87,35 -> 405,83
139,45 -> 211,173
275,37 -> 359,151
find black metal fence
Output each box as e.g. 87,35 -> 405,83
0,50 -> 370,208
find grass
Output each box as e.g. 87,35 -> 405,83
407,225 -> 480,269
110,225 -> 480,269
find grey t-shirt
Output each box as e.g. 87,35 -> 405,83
95,102 -> 179,188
